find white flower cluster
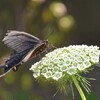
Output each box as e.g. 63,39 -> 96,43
30,45 -> 100,81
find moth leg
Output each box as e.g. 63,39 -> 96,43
12,64 -> 21,72
12,65 -> 20,72
12,61 -> 24,72
39,54 -> 42,59
46,49 -> 49,53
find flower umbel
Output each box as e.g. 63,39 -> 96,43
30,45 -> 100,100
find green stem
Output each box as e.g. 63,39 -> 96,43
72,76 -> 86,100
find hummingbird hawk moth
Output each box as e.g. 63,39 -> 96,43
0,31 -> 48,77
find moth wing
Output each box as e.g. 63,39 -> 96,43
2,31 -> 41,53
0,50 -> 26,77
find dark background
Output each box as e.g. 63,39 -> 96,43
0,0 -> 100,100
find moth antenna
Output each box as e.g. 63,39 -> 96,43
42,23 -> 55,39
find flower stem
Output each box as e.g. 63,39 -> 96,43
72,76 -> 87,100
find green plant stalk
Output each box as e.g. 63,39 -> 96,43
72,76 -> 86,100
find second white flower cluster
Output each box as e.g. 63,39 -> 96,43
30,45 -> 100,81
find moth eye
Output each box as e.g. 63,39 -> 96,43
5,65 -> 8,67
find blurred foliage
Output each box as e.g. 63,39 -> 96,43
0,0 -> 100,100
